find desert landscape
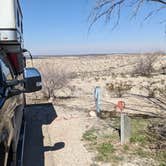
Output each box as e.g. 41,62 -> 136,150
24,53 -> 166,166
1,1 -> 166,166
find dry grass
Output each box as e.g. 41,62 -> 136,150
82,117 -> 166,165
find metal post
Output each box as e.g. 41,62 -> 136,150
94,86 -> 101,114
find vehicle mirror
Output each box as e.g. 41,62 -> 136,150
6,79 -> 19,87
8,89 -> 22,98
24,68 -> 42,93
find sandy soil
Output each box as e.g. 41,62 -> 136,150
28,54 -> 166,116
24,103 -> 102,166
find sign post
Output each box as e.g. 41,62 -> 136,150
94,86 -> 101,115
116,101 -> 131,145
120,113 -> 131,145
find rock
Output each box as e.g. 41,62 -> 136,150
48,97 -> 54,103
89,111 -> 97,117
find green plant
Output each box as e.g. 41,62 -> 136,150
130,135 -> 148,144
130,119 -> 149,144
96,143 -> 115,161
83,129 -> 97,141
83,117 -> 166,165
123,145 -> 129,151
155,151 -> 166,166
133,147 -> 148,158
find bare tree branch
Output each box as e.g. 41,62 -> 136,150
143,6 -> 166,21
150,0 -> 166,5
89,0 -> 166,30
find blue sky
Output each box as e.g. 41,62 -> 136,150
21,0 -> 166,55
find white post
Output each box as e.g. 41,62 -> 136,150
94,86 -> 101,114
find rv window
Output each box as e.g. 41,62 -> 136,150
21,21 -> 23,33
17,10 -> 20,27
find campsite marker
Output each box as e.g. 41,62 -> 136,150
94,86 -> 101,114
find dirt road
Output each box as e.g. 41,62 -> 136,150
23,103 -> 94,166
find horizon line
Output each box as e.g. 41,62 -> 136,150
30,51 -> 166,58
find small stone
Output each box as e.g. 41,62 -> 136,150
48,97 -> 54,103
89,111 -> 97,117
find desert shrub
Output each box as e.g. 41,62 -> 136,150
147,119 -> 166,150
102,77 -> 107,81
146,119 -> 166,165
107,81 -> 132,98
143,83 -> 157,98
158,86 -> 166,99
160,66 -> 166,75
111,72 -> 117,79
132,54 -> 157,77
120,73 -> 127,78
39,64 -> 76,99
96,143 -> 116,161
95,77 -> 100,82
82,129 -> 97,141
160,79 -> 165,85
141,81 -> 166,98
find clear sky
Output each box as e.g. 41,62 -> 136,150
21,0 -> 166,55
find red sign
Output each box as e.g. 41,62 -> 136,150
116,101 -> 125,112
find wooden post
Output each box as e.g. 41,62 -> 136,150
121,113 -> 131,145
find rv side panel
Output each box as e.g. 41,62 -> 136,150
0,0 -> 23,47
0,0 -> 16,29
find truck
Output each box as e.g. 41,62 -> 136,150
0,0 -> 42,166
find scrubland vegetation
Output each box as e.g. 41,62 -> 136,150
27,53 -> 166,165
83,118 -> 166,166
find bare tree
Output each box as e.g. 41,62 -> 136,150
39,64 -> 76,99
132,54 -> 158,77
90,0 -> 166,29
107,81 -> 132,97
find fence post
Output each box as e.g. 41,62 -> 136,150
121,113 -> 131,145
94,86 -> 101,114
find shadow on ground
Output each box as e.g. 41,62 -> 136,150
23,103 -> 65,166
